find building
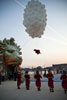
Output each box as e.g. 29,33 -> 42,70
52,63 -> 67,73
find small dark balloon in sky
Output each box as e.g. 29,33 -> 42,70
34,49 -> 41,55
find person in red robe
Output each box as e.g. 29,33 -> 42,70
17,65 -> 21,89
34,71 -> 42,91
46,70 -> 54,92
24,71 -> 30,90
60,71 -> 67,94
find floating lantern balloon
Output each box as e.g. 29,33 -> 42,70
23,0 -> 47,38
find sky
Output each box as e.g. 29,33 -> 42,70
0,0 -> 67,68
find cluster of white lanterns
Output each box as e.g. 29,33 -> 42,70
23,0 -> 47,38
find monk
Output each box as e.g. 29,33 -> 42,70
60,71 -> 67,94
46,70 -> 54,92
17,65 -> 21,89
24,71 -> 30,90
34,71 -> 42,91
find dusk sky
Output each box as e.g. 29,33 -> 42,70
0,0 -> 67,68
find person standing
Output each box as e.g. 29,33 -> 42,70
46,70 -> 54,92
17,65 -> 21,89
0,69 -> 2,85
1,70 -> 5,81
24,71 -> 30,90
0,68 -> 3,85
60,71 -> 67,94
34,71 -> 42,91
14,66 -> 17,81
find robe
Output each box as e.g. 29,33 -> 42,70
17,66 -> 21,87
46,73 -> 54,88
34,74 -> 42,87
25,74 -> 30,89
17,73 -> 21,87
60,75 -> 67,90
34,49 -> 41,54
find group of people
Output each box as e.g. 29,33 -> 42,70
17,65 -> 67,94
0,65 -> 67,94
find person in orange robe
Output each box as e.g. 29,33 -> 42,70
60,71 -> 67,94
46,70 -> 54,92
17,65 -> 21,89
34,71 -> 42,91
24,71 -> 30,90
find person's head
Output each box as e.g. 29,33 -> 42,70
48,70 -> 52,74
25,71 -> 28,74
63,70 -> 66,75
36,71 -> 39,74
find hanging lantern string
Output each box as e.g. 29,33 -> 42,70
14,0 -> 25,8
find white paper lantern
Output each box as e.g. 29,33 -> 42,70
23,0 -> 47,38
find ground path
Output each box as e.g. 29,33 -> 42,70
0,81 -> 67,100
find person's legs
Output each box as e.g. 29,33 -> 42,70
26,82 -> 30,90
37,87 -> 41,91
64,89 -> 67,94
51,88 -> 54,92
49,88 -> 52,92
